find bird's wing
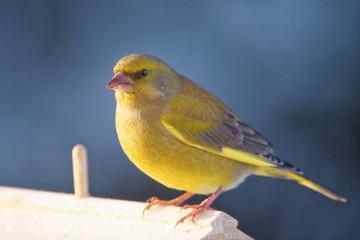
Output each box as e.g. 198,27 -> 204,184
161,95 -> 346,202
161,95 -> 282,168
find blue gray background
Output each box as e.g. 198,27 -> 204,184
1,0 -> 359,239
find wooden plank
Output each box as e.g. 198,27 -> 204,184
0,186 -> 252,240
0,144 -> 253,239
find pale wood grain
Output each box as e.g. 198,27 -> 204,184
0,144 -> 253,239
0,186 -> 252,240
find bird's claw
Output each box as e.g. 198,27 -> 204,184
142,196 -> 181,218
143,197 -> 161,217
174,205 -> 206,230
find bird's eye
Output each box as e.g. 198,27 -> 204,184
140,69 -> 148,77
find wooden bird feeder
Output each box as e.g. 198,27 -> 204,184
0,144 -> 253,240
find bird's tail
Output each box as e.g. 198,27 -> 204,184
254,167 -> 347,202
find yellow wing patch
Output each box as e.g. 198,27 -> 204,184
161,116 -> 276,168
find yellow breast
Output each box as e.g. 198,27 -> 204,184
114,94 -> 253,194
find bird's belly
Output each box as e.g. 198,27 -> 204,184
116,109 -> 254,194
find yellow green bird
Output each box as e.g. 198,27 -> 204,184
107,54 -> 346,225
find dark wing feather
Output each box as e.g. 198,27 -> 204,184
193,113 -> 304,174
194,113 -> 273,156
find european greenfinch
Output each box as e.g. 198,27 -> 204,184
107,54 -> 346,226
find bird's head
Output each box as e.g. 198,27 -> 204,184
107,54 -> 177,100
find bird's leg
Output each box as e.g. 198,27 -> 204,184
175,187 -> 223,229
142,192 -> 194,217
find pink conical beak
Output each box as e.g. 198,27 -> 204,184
107,72 -> 135,93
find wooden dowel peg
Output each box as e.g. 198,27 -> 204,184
72,144 -> 90,198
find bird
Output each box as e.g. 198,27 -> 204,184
107,54 -> 346,227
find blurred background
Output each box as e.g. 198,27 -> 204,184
0,0 -> 359,239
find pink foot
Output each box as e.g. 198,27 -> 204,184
142,192 -> 194,217
174,187 -> 222,230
